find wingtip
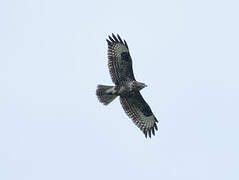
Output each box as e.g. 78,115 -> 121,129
148,130 -> 152,138
152,128 -> 155,135
107,33 -> 128,49
154,123 -> 158,131
112,33 -> 119,42
143,126 -> 158,139
106,39 -> 111,46
123,40 -> 128,49
117,34 -> 123,43
144,131 -> 148,138
155,117 -> 158,123
108,35 -> 114,42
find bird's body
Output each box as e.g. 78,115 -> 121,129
104,81 -> 146,96
96,34 -> 159,138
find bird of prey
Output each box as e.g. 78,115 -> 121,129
96,33 -> 158,138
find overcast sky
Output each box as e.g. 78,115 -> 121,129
1,0 -> 239,179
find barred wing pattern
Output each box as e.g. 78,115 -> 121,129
107,34 -> 136,85
120,92 -> 158,138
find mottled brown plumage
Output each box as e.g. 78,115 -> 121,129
96,34 -> 158,138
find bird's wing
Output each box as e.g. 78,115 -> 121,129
106,34 -> 136,85
120,92 -> 158,138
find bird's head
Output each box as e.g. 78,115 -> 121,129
131,81 -> 147,91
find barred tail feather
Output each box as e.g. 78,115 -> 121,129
96,85 -> 117,105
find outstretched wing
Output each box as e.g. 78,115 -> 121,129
120,92 -> 158,138
106,34 -> 136,85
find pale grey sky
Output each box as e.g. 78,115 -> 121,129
1,0 -> 239,179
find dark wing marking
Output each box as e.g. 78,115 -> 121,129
106,33 -> 135,85
120,92 -> 158,138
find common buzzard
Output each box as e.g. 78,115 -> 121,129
96,34 -> 158,138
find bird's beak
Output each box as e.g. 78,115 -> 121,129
143,84 -> 147,88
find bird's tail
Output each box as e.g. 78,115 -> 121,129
96,85 -> 118,105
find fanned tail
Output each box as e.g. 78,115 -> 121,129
96,85 -> 118,105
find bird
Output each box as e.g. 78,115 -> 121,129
96,33 -> 158,138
